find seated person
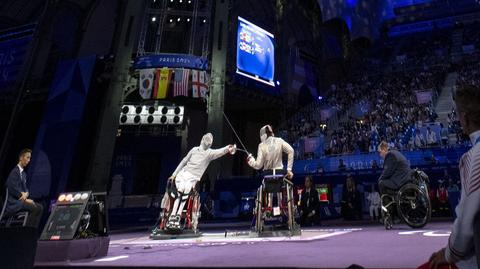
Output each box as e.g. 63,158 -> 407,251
299,176 -> 320,226
341,176 -> 362,220
377,141 -> 412,195
5,149 -> 43,228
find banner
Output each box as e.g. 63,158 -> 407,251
134,54 -> 208,70
0,35 -> 33,90
139,68 -> 154,99
415,90 -> 432,104
153,68 -> 172,99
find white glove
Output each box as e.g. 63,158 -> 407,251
247,154 -> 255,167
228,144 -> 237,155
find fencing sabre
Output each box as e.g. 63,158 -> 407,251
222,111 -> 250,156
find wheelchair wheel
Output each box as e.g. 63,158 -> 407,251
396,183 -> 431,228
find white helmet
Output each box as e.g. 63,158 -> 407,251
200,133 -> 213,150
259,125 -> 273,142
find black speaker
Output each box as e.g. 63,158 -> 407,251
0,226 -> 37,269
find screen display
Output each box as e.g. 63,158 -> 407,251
40,204 -> 85,240
236,17 -> 275,86
316,184 -> 330,202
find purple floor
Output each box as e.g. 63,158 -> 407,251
34,221 -> 453,269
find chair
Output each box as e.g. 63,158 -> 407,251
0,189 -> 29,227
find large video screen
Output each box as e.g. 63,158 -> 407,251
236,17 -> 275,86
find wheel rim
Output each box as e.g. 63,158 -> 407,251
397,184 -> 430,228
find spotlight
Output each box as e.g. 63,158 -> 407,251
187,18 -> 191,22
161,107 -> 168,114
148,106 -> 156,114
318,96 -> 323,100
203,19 -> 206,23
120,115 -> 128,123
151,17 -> 156,22
147,115 -> 154,124
135,106 -> 143,114
179,0 -> 182,2
161,116 -> 168,124
276,81 -> 280,86
173,116 -> 180,124
177,17 -> 181,22
122,106 -> 130,114
174,107 -> 181,114
169,19 -> 173,23
134,115 -> 141,124
188,0 -> 191,3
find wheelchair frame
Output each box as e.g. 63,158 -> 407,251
252,175 -> 301,237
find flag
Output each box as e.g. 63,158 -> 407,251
173,69 -> 190,97
139,68 -> 154,99
153,68 -> 172,99
191,70 -> 200,98
199,71 -> 208,98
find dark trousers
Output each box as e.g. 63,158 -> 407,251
300,211 -> 320,226
21,201 -> 44,228
378,180 -> 398,195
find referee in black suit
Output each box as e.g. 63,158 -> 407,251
4,149 -> 43,228
377,141 -> 412,194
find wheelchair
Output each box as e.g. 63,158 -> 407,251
251,174 -> 301,236
150,179 -> 201,239
380,169 -> 431,230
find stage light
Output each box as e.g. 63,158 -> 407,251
179,0 -> 182,2
276,81 -> 280,86
151,17 -> 156,22
161,116 -> 168,124
203,19 -> 206,23
169,19 -> 173,23
188,0 -> 191,3
135,106 -> 143,114
148,106 -> 155,114
318,96 -> 323,100
187,18 -> 191,22
161,106 -> 168,114
177,17 -> 181,22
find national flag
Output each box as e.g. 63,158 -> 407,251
173,69 -> 190,97
153,68 -> 172,99
191,70 -> 199,98
139,68 -> 154,99
199,71 -> 209,99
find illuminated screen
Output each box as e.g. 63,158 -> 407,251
236,16 -> 275,86
316,184 -> 330,202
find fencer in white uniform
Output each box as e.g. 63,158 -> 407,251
247,125 -> 294,209
247,125 -> 294,178
167,133 -> 235,228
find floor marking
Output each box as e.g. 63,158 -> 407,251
94,255 -> 129,262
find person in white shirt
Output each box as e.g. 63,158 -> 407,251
167,133 -> 235,228
429,85 -> 480,269
426,127 -> 437,147
367,185 -> 381,221
414,131 -> 425,148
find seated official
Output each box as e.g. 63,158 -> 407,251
299,176 -> 320,226
377,141 -> 412,195
4,149 -> 43,228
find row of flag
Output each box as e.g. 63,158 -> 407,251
139,68 -> 209,100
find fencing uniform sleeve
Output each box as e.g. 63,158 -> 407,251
445,151 -> 480,263
207,146 -> 230,161
172,148 -> 194,177
248,144 -> 264,170
281,138 -> 294,171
